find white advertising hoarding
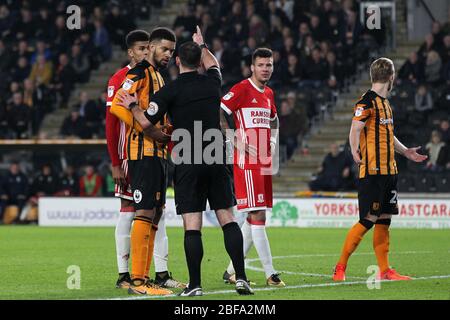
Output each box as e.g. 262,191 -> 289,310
38,197 -> 450,229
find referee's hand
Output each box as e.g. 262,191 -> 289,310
192,25 -> 204,45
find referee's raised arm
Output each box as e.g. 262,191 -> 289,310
192,25 -> 220,71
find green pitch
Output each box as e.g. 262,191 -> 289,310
0,226 -> 449,300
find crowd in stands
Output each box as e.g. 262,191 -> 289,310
0,161 -> 114,223
0,0 -> 154,139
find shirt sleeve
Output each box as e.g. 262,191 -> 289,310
206,66 -> 222,87
110,65 -> 147,131
220,84 -> 241,115
106,76 -> 118,107
105,76 -> 122,166
352,102 -> 373,122
144,85 -> 172,125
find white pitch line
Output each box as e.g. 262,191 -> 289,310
244,251 -> 434,280
104,274 -> 450,300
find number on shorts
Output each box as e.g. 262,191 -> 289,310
389,190 -> 398,204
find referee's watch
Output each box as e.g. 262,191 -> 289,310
200,43 -> 208,50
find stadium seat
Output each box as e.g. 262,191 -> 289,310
435,173 -> 450,193
3,205 -> 19,224
414,174 -> 437,193
398,174 -> 416,192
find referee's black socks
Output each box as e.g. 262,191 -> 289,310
184,230 -> 203,288
222,222 -> 247,282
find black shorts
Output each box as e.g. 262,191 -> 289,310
174,164 -> 236,215
128,157 -> 167,210
358,174 -> 399,219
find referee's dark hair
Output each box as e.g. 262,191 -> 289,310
125,30 -> 150,48
252,48 -> 273,64
149,27 -> 176,43
178,41 -> 201,69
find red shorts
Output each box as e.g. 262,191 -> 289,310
114,160 -> 133,201
233,165 -> 273,212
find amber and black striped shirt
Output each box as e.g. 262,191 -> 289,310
352,90 -> 398,178
112,60 -> 168,161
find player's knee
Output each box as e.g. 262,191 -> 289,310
375,218 -> 391,226
358,219 -> 374,229
249,210 -> 266,222
135,209 -> 156,221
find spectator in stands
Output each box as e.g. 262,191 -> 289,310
106,5 -> 135,48
50,53 -> 75,108
0,101 -> 10,138
424,50 -> 442,86
301,48 -> 328,88
310,14 -> 326,42
0,39 -> 14,72
57,165 -> 79,196
199,12 -> 218,45
8,92 -> 30,139
93,19 -> 112,61
0,162 -> 29,223
414,85 -> 433,113
60,109 -> 88,139
425,130 -> 448,171
29,54 -> 53,86
325,51 -> 344,84
398,51 -> 423,84
30,40 -> 52,64
103,166 -> 115,197
0,5 -> 14,41
50,15 -> 72,56
11,57 -> 30,83
248,14 -> 268,45
79,164 -> 103,197
14,40 -> 31,62
79,31 -> 100,70
30,164 -> 59,197
282,53 -> 302,88
326,14 -> 345,48
13,8 -> 35,40
309,143 -> 353,191
35,8 -> 53,40
438,119 -> 450,144
418,34 -> 439,62
23,78 -> 43,136
279,99 -> 301,160
70,44 -> 90,83
173,5 -> 197,35
76,91 -> 101,138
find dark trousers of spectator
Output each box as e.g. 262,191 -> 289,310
281,136 -> 298,160
309,175 -> 342,191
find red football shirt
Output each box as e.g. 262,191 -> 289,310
105,65 -> 131,166
220,78 -> 277,169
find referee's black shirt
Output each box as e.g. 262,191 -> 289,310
145,66 -> 224,164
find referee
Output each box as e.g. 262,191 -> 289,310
116,26 -> 253,297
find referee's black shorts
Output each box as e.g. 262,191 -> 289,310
128,157 -> 167,210
174,163 -> 236,215
358,174 -> 399,220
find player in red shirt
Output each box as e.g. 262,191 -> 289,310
106,30 -> 184,289
220,48 -> 285,287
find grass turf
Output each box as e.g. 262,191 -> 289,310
0,226 -> 449,300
